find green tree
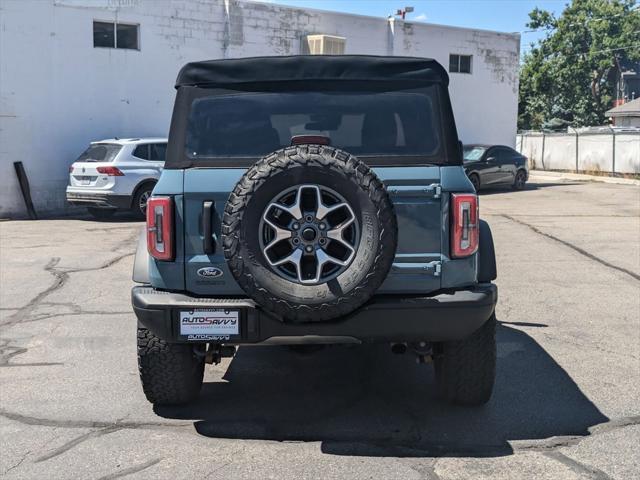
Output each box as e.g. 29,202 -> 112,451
518,0 -> 640,130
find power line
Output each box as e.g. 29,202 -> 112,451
522,26 -> 640,54
521,5 -> 640,34
537,42 -> 640,60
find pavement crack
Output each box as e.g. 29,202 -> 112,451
23,311 -> 131,324
63,252 -> 134,274
500,214 -> 640,281
0,250 -> 134,366
405,459 -> 441,480
1,257 -> 69,331
512,415 -> 640,452
0,362 -> 64,368
0,408 -> 192,432
109,228 -> 141,253
34,426 -> 122,463
543,451 -> 614,480
205,446 -> 244,479
95,458 -> 162,480
3,449 -> 31,475
588,414 -> 640,436
0,339 -> 64,368
1,258 -> 68,329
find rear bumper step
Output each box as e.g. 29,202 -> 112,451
131,283 -> 497,344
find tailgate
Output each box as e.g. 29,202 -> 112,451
69,162 -> 112,188
182,166 -> 443,296
183,169 -> 246,295
375,166 -> 442,293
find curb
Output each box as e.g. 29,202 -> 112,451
530,170 -> 640,186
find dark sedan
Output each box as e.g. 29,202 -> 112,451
463,144 -> 529,192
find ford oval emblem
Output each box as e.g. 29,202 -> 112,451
197,267 -> 224,278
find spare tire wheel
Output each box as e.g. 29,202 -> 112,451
222,145 -> 397,322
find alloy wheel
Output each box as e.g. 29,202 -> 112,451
139,190 -> 151,215
259,184 -> 360,285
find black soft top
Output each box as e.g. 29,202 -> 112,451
176,55 -> 449,89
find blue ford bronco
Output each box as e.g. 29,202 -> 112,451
132,55 -> 498,407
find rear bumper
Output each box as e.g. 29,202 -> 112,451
131,283 -> 497,345
66,189 -> 131,209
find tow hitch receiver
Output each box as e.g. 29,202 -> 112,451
195,344 -> 236,364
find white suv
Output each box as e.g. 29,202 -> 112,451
66,138 -> 167,219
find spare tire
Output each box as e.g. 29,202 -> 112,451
222,145 -> 397,322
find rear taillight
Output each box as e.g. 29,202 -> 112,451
147,197 -> 174,261
97,166 -> 124,176
451,193 -> 479,258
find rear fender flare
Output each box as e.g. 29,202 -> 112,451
133,229 -> 150,284
478,220 -> 497,282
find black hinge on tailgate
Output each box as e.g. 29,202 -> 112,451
387,183 -> 442,199
202,201 -> 216,254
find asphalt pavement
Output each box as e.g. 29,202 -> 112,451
1,176 -> 638,479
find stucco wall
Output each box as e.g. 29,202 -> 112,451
0,0 -> 520,217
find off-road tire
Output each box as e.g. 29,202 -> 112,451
434,313 -> 496,406
87,207 -> 116,220
137,327 -> 204,406
222,145 -> 397,322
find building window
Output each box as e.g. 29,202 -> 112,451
302,35 -> 346,55
449,54 -> 472,74
93,21 -> 139,50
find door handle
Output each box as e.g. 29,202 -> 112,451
203,201 -> 216,254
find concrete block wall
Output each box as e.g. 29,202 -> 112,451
0,0 -> 520,217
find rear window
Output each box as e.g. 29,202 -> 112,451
185,90 -> 441,159
76,144 -> 122,162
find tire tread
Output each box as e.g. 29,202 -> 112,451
137,327 -> 204,405
435,313 -> 496,406
222,145 -> 397,322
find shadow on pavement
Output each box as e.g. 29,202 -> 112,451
155,322 -> 608,458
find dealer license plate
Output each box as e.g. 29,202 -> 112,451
180,309 -> 239,337
77,176 -> 92,185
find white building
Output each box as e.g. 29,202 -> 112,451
0,0 -> 520,217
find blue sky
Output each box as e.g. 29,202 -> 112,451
268,0 -> 569,52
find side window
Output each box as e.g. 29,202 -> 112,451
132,144 -> 150,160
486,148 -> 498,162
150,143 -> 167,162
497,148 -> 514,164
507,147 -> 521,162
